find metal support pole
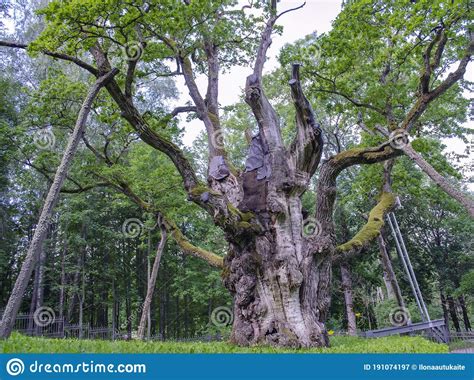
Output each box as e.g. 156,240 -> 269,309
387,213 -> 427,322
386,214 -> 422,318
389,213 -> 431,321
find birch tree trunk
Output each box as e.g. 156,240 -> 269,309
0,68 -> 118,339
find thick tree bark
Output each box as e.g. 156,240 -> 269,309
222,17 -> 330,345
223,134 -> 402,348
340,263 -> 357,336
224,214 -> 331,347
0,69 -> 118,339
137,218 -> 167,340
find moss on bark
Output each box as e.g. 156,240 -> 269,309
337,192 -> 395,253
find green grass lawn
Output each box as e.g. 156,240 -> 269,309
0,332 -> 448,353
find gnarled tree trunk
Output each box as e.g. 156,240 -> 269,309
223,195 -> 331,347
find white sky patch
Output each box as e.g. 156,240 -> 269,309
176,0 -> 343,145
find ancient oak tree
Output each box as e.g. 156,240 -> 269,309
0,0 -> 472,346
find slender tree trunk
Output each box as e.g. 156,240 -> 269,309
458,295 -> 471,331
125,279 -> 132,340
175,296 -> 180,339
66,252 -> 82,323
340,263 -> 357,335
59,241 -> 66,318
164,280 -> 169,340
440,292 -> 450,329
78,246 -> 85,339
78,292 -> 84,338
0,69 -> 118,339
159,267 -> 166,340
137,219 -> 167,339
184,294 -> 189,338
113,277 -> 120,340
377,233 -> 406,309
28,259 -> 40,334
34,246 -> 47,335
447,296 -> 461,332
368,303 -> 378,330
35,241 -> 48,308
27,208 -> 47,334
146,231 -> 151,339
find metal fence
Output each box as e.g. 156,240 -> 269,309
64,324 -> 117,340
362,318 -> 474,350
447,331 -> 474,351
2,311 -> 472,348
0,311 -> 117,340
0,311 -> 223,342
11,313 -> 65,338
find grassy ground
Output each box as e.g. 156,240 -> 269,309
0,332 -> 448,353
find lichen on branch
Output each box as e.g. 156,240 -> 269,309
336,192 -> 396,257
169,223 -> 224,269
